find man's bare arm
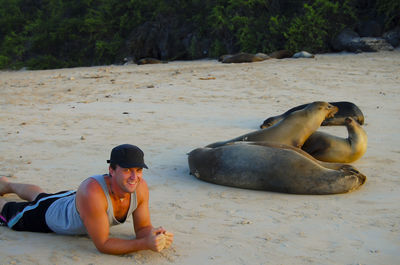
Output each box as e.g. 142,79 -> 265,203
76,179 -> 166,254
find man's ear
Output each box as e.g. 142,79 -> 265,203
108,166 -> 113,177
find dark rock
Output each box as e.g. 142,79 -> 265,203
356,20 -> 383,37
331,28 -> 360,52
383,27 -> 400,47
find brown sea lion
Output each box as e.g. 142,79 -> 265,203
269,50 -> 294,59
302,117 -> 368,163
260,101 -> 364,129
249,141 -> 360,172
188,142 -> 366,194
220,52 -> 269,63
207,101 -> 338,148
137,58 -> 166,65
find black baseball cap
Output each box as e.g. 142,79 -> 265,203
107,144 -> 148,169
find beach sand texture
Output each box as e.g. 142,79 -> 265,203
1,51 -> 399,264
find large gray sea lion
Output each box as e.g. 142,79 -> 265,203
260,101 -> 364,129
188,142 -> 366,194
207,101 -> 338,148
302,117 -> 368,163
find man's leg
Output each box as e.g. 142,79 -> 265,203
0,176 -> 44,203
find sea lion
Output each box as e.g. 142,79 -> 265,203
249,141 -> 360,172
302,117 -> 368,163
188,142 -> 366,194
260,101 -> 364,129
269,50 -> 294,59
220,52 -> 269,63
292,51 -> 315,58
137,58 -> 166,65
207,101 -> 338,148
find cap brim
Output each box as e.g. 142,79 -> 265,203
117,162 -> 148,169
107,159 -> 148,169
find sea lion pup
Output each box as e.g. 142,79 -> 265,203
302,117 -> 368,163
220,52 -> 269,63
260,101 -> 364,129
188,142 -> 366,194
207,101 -> 338,148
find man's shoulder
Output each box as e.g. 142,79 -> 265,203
137,178 -> 149,192
136,179 -> 149,203
76,177 -> 108,219
77,176 -> 106,199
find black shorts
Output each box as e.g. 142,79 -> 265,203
0,190 -> 75,233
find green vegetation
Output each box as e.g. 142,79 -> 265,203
377,0 -> 400,29
284,0 -> 357,52
0,0 -> 398,70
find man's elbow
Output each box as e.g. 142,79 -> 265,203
94,243 -> 113,255
92,240 -> 119,255
135,225 -> 153,239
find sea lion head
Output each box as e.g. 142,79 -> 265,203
307,101 -> 338,119
260,117 -> 277,129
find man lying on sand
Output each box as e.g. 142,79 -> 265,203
0,144 -> 173,255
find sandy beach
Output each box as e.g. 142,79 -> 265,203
0,51 -> 399,264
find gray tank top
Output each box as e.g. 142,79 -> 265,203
45,174 -> 138,235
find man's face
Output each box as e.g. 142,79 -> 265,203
110,165 -> 143,193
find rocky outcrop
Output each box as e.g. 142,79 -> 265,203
360,37 -> 394,52
331,28 -> 394,52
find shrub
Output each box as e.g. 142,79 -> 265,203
0,55 -> 10,68
377,0 -> 400,30
284,0 -> 356,53
26,55 -> 67,70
